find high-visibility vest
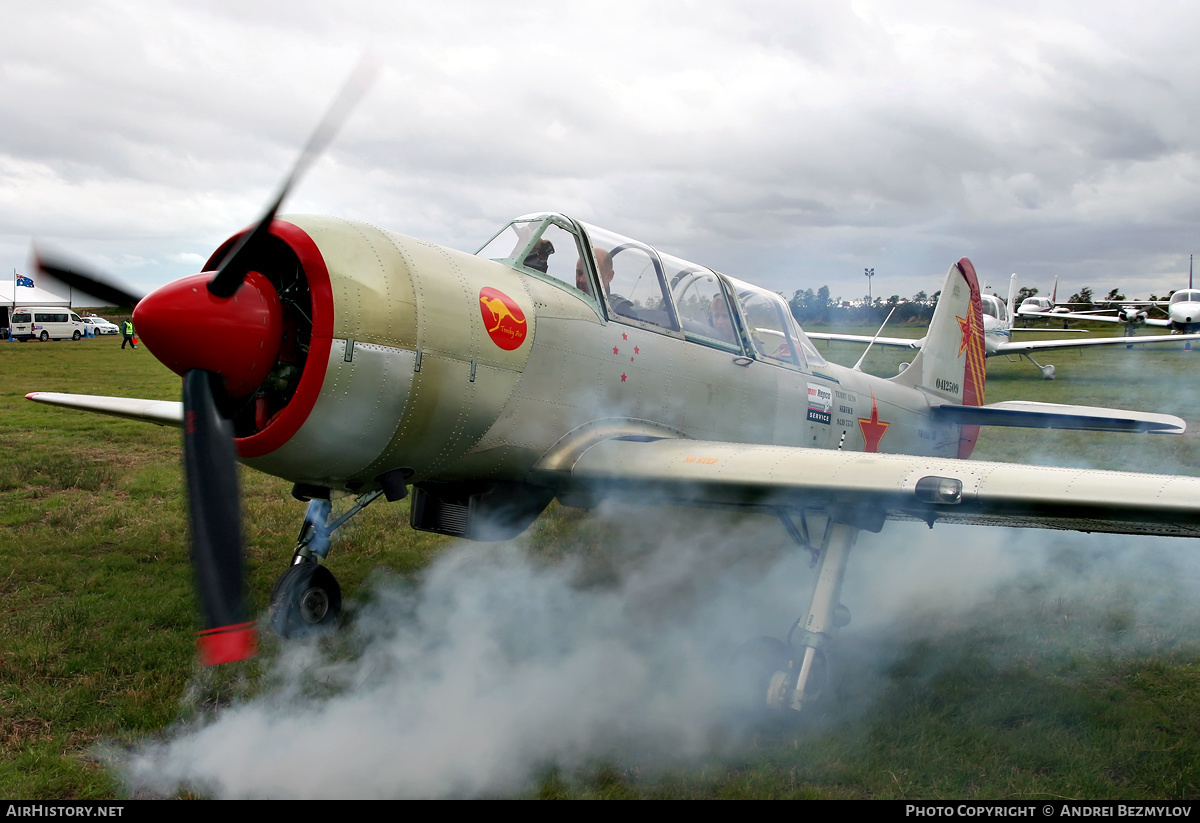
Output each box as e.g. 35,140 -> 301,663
124,321 -> 134,335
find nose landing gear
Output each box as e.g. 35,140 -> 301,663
267,487 -> 388,638
270,560 -> 342,637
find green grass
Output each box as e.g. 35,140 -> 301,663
5,327 -> 1200,798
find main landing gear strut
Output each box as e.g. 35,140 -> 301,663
1023,353 -> 1056,380
1002,352 -> 1056,379
736,514 -> 860,716
268,487 -> 386,637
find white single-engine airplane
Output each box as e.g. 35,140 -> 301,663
25,86 -> 1200,719
1015,276 -> 1071,324
808,274 -> 1200,378
1031,258 -> 1200,339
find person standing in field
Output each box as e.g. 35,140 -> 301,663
122,319 -> 137,350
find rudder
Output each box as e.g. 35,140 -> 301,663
893,257 -> 986,457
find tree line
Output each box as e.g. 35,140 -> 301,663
787,284 -> 1179,327
788,287 -> 939,326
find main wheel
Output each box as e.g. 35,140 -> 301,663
269,561 -> 342,638
39,331 -> 48,342
728,636 -> 794,718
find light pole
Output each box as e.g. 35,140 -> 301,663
864,267 -> 875,304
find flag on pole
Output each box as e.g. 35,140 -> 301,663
15,275 -> 33,287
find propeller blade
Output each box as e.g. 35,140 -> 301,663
182,369 -> 256,665
207,55 -> 379,298
33,248 -> 146,308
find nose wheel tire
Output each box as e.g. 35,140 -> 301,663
269,561 -> 342,638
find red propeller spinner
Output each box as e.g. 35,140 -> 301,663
133,270 -> 283,397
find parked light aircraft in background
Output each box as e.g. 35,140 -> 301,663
1032,257 -> 1200,339
23,80 -> 1200,719
808,274 -> 1200,378
1054,291 -> 1200,336
1015,276 -> 1082,324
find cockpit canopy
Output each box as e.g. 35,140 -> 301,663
1169,290 -> 1200,305
981,294 -> 1008,323
476,213 -> 826,369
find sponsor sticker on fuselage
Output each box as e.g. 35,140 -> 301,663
807,382 -> 833,424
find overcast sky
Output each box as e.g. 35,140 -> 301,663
4,0 -> 1200,305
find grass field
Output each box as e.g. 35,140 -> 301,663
5,326 -> 1200,798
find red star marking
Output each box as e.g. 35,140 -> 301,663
634,346 -> 640,354
613,346 -> 619,355
630,356 -> 635,362
621,373 -> 627,382
857,391 -> 890,453
622,333 -> 628,340
957,310 -> 971,357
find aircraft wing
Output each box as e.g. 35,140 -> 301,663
993,333 -> 1200,353
533,437 -> 1200,538
1044,310 -> 1171,327
25,392 -> 183,427
805,332 -> 922,349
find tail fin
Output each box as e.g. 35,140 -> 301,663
892,257 -> 986,457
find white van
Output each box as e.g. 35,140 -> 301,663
10,308 -> 85,342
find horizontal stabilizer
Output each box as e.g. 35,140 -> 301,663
26,392 -> 183,427
930,400 -> 1185,434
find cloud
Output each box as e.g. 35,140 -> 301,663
5,1 -> 1200,300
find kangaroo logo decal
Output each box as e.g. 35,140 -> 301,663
479,287 -> 528,350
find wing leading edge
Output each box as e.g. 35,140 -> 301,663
25,392 -> 183,427
531,437 -> 1200,538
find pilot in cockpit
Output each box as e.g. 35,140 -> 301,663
575,254 -> 594,296
575,248 -> 609,290
576,247 -> 614,294
575,248 -> 637,318
523,239 -> 554,274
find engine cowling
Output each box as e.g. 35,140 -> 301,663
170,216 -> 537,495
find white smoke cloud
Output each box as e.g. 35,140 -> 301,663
111,505 -> 1200,798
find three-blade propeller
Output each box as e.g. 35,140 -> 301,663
34,58 -> 378,664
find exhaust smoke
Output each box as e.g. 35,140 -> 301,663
112,504 -> 1200,798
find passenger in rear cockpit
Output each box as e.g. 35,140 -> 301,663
711,295 -> 736,344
